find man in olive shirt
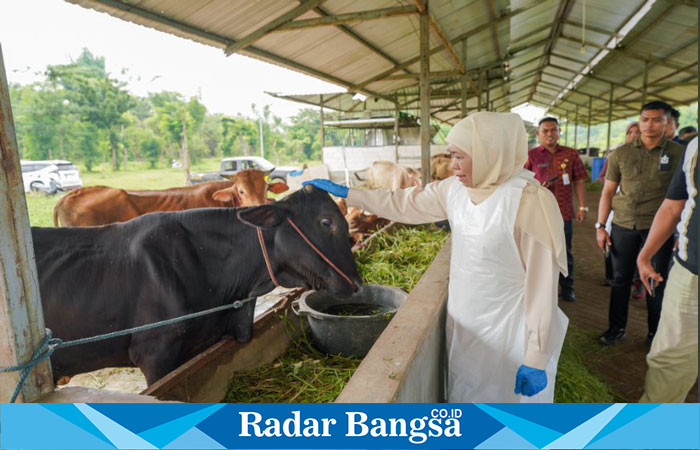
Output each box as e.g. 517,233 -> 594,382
595,101 -> 685,345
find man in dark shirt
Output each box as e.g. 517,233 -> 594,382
665,107 -> 681,143
678,126 -> 697,145
525,117 -> 588,302
637,137 -> 697,402
595,101 -> 685,345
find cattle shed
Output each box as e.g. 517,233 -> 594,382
59,0 -> 700,177
0,0 -> 697,402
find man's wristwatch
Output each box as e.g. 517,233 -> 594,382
579,206 -> 589,212
594,222 -> 605,229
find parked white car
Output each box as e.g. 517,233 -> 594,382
20,160 -> 83,194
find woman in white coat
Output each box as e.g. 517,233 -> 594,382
305,111 -> 569,402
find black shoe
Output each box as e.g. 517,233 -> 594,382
599,328 -> 626,345
561,290 -> 576,302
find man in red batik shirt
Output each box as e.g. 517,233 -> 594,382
525,117 -> 588,302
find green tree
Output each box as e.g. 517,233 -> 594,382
75,122 -> 101,171
286,108 -> 321,161
141,136 -> 163,168
221,116 -> 258,156
47,48 -> 134,170
201,114 -> 223,157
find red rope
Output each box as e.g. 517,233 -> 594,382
253,217 -> 357,291
257,227 -> 279,288
286,218 -> 357,290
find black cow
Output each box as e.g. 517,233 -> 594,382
33,185 -> 360,385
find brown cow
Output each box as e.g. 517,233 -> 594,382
334,198 -> 348,216
53,169 -> 288,227
366,161 -> 421,190
345,207 -> 390,245
431,153 -> 454,180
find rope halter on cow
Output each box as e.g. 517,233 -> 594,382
252,217 -> 357,291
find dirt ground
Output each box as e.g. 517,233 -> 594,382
560,190 -> 698,402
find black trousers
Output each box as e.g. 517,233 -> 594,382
608,223 -> 674,334
559,220 -> 574,292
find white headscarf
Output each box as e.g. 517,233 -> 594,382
446,111 -> 568,274
446,111 -> 528,198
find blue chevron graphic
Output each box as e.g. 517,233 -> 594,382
164,427 -> 226,449
488,403 -> 613,434
475,404 -> 562,448
586,404 -> 700,449
76,404 -> 157,449
89,403 -> 213,435
543,403 -> 625,449
42,403 -> 113,445
586,403 -> 660,446
475,426 -> 538,449
2,404 -> 114,449
138,404 -> 226,448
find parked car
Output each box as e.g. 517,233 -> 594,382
191,156 -> 301,184
21,161 -> 58,194
20,160 -> 83,194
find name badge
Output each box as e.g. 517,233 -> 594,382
659,154 -> 671,171
562,173 -> 570,185
537,163 -> 549,168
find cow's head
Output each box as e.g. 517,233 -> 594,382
406,167 -> 422,186
431,154 -> 455,180
237,184 -> 361,296
212,169 -> 289,207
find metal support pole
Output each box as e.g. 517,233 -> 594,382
320,94 -> 325,150
573,104 -> 579,149
394,103 -> 400,163
586,95 -> 592,151
485,74 -> 490,111
419,0 -> 431,185
182,108 -> 191,185
0,44 -> 54,402
564,111 -> 569,146
477,70 -> 483,111
606,83 -> 613,151
641,60 -> 649,107
460,40 -> 467,118
258,116 -> 264,159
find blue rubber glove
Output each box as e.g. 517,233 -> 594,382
302,179 -> 349,198
289,169 -> 304,176
514,365 -> 547,396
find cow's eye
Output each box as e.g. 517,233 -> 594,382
320,218 -> 332,228
239,190 -> 245,196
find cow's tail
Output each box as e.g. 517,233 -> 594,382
53,194 -> 66,227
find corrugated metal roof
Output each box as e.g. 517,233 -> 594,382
67,0 -> 697,125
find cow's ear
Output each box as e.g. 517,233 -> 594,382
267,182 -> 289,194
214,184 -> 242,206
237,205 -> 286,229
212,188 -> 234,203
